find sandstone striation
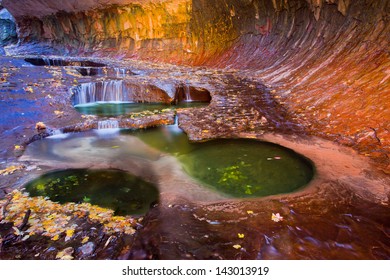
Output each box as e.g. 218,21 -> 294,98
2,0 -> 388,167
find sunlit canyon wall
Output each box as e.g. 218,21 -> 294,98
2,0 -> 390,169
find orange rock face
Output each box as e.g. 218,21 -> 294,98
2,0 -> 389,168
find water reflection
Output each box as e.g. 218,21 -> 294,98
23,124 -> 314,198
25,169 -> 159,216
74,101 -> 209,116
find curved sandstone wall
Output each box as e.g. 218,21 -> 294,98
2,0 -> 390,168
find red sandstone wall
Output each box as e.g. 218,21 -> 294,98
192,0 -> 390,168
2,0 -> 390,168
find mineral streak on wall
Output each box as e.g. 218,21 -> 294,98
2,0 -> 390,168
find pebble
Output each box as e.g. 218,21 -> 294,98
78,242 -> 95,256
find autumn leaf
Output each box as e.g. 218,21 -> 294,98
271,213 -> 283,222
0,190 -> 139,240
35,122 -> 46,130
54,110 -> 64,117
56,247 -> 74,260
24,86 -> 34,93
237,233 -> 245,239
246,210 -> 254,215
51,235 -> 60,241
65,229 -> 75,242
232,244 -> 242,250
81,236 -> 89,244
0,165 -> 25,176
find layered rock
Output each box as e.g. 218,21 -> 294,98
193,0 -> 390,167
2,0 -> 389,167
0,7 -> 17,46
4,0 -> 192,63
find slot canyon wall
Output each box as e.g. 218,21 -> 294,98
0,2 -> 17,49
2,0 -> 390,169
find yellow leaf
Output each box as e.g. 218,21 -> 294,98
24,86 -> 34,93
246,210 -> 254,215
232,244 -> 242,250
51,235 -> 60,241
81,236 -> 89,244
65,229 -> 75,241
56,247 -> 74,260
271,213 -> 283,222
238,233 -> 245,239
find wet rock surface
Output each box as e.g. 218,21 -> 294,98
0,8 -> 17,47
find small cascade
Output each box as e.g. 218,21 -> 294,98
114,68 -> 127,78
48,129 -> 69,139
42,58 -> 64,66
76,67 -> 105,76
184,85 -> 192,102
167,114 -> 183,134
43,58 -> 52,66
98,120 -> 119,129
73,80 -> 128,105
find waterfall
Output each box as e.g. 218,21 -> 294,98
43,58 -> 63,66
114,68 -> 126,78
98,120 -> 119,129
43,58 -> 52,66
184,86 -> 192,102
48,129 -> 69,139
73,80 -> 128,105
167,115 -> 182,134
84,67 -> 92,76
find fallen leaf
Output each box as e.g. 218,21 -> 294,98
0,165 -> 25,176
233,244 -> 242,250
51,235 -> 60,241
81,236 -> 89,244
24,86 -> 33,93
35,122 -> 46,130
246,210 -> 254,215
12,226 -> 22,236
238,233 -> 245,239
65,229 -> 75,242
54,110 -> 64,117
56,247 -> 74,260
271,213 -> 283,222
21,235 -> 30,241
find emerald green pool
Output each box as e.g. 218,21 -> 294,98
74,101 -> 208,117
25,169 -> 159,216
23,123 -> 314,203
124,128 -> 314,197
178,139 -> 314,197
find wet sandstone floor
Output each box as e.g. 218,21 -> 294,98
0,55 -> 389,259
